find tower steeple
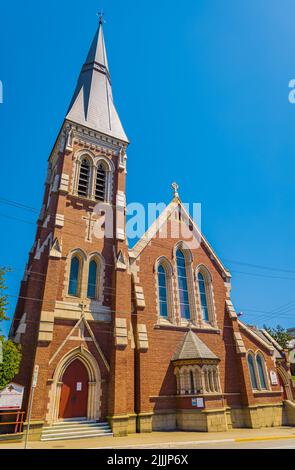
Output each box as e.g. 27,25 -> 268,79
66,20 -> 128,142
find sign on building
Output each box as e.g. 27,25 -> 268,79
269,370 -> 278,386
192,397 -> 204,408
0,383 -> 24,410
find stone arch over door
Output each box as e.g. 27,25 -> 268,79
277,366 -> 293,401
46,346 -> 102,425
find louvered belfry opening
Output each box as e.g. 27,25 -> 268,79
78,159 -> 90,197
95,163 -> 106,201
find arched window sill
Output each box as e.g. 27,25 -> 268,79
177,392 -> 222,397
252,390 -> 280,396
199,322 -> 219,332
154,322 -> 220,334
69,193 -> 111,205
157,317 -> 175,326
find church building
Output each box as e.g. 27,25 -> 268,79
10,18 -> 295,440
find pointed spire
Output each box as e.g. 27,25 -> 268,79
85,14 -> 109,71
66,19 -> 128,142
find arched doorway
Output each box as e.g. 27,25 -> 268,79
59,359 -> 89,419
46,347 -> 102,425
277,366 -> 293,401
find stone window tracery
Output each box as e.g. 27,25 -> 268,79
174,364 -> 220,395
196,265 -> 217,327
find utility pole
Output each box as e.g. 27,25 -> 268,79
24,365 -> 39,449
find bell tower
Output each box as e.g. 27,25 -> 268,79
11,17 -> 134,437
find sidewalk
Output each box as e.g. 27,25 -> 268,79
0,426 -> 295,449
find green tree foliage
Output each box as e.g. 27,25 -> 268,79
0,267 -> 10,324
264,324 -> 293,350
0,267 -> 22,391
0,339 -> 22,390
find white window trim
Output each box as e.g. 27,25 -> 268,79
72,150 -> 114,203
195,265 -> 217,328
173,242 -> 197,326
155,256 -> 175,324
64,249 -> 105,305
247,350 -> 270,392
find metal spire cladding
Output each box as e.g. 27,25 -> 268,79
66,19 -> 128,142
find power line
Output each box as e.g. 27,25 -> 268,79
230,269 -> 295,282
223,258 -> 295,275
2,196 -> 295,325
1,195 -> 295,281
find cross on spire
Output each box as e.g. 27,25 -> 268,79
97,9 -> 105,24
172,182 -> 179,199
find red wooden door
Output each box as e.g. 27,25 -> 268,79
59,359 -> 89,419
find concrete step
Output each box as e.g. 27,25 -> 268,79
41,420 -> 113,441
43,426 -> 111,434
41,432 -> 113,442
43,423 -> 109,431
46,419 -> 97,427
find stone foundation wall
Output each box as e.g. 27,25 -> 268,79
285,400 -> 295,426
152,403 -> 292,433
152,412 -> 176,431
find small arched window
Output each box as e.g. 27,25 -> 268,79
247,353 -> 258,390
68,256 -> 80,297
78,158 -> 90,197
176,249 -> 191,320
256,354 -> 267,389
189,370 -> 194,394
158,264 -> 168,318
95,163 -> 107,201
198,272 -> 209,321
87,259 -> 98,299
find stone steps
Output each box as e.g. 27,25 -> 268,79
41,419 -> 113,441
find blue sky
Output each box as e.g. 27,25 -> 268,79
1,0 -> 295,336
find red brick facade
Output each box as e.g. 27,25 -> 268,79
10,21 -> 294,438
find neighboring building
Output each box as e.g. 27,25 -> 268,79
10,19 -> 295,440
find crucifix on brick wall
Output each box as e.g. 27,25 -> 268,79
79,299 -> 88,316
82,211 -> 98,242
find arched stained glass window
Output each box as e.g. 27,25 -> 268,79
247,354 -> 258,389
198,272 -> 209,321
68,256 -> 80,296
158,265 -> 168,318
87,259 -> 98,299
256,354 -> 267,389
176,249 -> 190,320
78,158 -> 90,197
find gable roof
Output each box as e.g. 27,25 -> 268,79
238,321 -> 284,359
172,329 -> 219,361
129,197 -> 230,278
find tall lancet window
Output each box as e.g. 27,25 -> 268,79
78,158 -> 90,197
158,264 -> 168,318
176,249 -> 191,320
68,256 -> 80,297
198,272 -> 209,322
95,163 -> 107,201
256,354 -> 267,390
247,353 -> 258,390
87,259 -> 98,299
